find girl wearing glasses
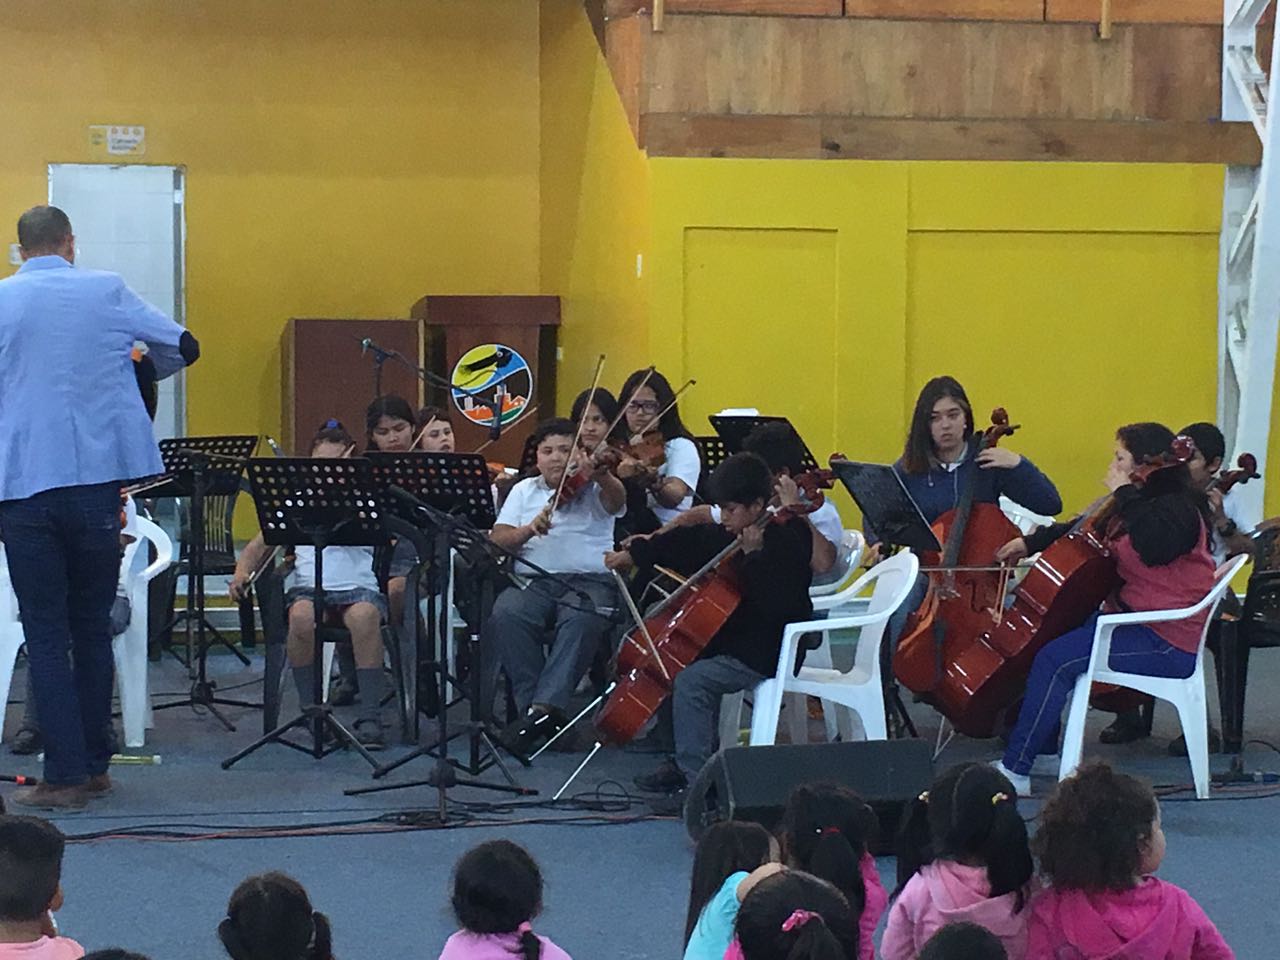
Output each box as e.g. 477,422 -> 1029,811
615,368 -> 701,540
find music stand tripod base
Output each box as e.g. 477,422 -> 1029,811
223,456 -> 389,771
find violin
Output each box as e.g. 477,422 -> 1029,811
595,497 -> 819,745
556,440 -> 624,508
893,409 -> 1024,730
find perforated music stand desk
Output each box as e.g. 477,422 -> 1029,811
222,457 -> 390,771
148,435 -> 259,728
367,450 -> 495,739
708,415 -> 821,472
829,459 -> 941,554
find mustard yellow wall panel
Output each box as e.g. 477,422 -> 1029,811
906,230 -> 1219,514
0,0 -> 541,452
540,0 -> 652,406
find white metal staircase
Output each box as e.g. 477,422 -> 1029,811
1219,0 -> 1280,525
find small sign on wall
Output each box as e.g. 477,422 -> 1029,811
88,125 -> 146,158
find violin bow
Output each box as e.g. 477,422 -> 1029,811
472,405 -> 539,456
549,354 -> 606,509
610,570 -> 671,682
410,415 -> 440,451
630,378 -> 697,444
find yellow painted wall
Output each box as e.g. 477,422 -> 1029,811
539,0 -> 652,407
0,0 -> 541,447
648,159 -> 1224,522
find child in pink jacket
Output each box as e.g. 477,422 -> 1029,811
880,763 -> 1036,960
1027,762 -> 1232,960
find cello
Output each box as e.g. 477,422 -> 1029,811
931,437 -> 1205,737
892,409 -> 1024,730
594,479 -> 823,745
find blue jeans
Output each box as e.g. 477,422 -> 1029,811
1003,613 -> 1196,775
0,482 -> 122,785
673,654 -> 766,780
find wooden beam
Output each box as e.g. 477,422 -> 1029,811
605,0 -> 841,16
605,14 -> 649,145
642,113 -> 1263,163
844,0 -> 1045,20
1046,0 -> 1223,25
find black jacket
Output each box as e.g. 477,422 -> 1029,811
628,516 -> 814,676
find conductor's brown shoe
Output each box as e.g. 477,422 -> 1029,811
84,774 -> 113,798
12,783 -> 88,812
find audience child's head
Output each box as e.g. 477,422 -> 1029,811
1033,762 -> 1165,892
365,394 -> 416,452
778,784 -> 874,936
894,762 -> 1033,907
917,922 -> 1009,960
415,405 -> 455,452
310,419 -> 355,458
685,820 -> 778,945
451,840 -> 546,960
0,815 -> 66,936
84,952 -> 153,960
735,870 -> 856,960
218,872 -> 333,960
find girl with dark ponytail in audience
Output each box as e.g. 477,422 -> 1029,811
769,783 -> 886,960
881,763 -> 1035,960
218,872 -> 333,960
683,821 -> 781,960
439,840 -> 571,960
735,871 -> 857,960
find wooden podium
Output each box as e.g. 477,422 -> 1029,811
281,318 -> 420,454
410,296 -> 559,467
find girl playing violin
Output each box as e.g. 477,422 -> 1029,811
615,369 -> 702,540
229,420 -> 390,750
606,452 -> 814,814
992,423 -> 1216,796
871,377 -> 1062,642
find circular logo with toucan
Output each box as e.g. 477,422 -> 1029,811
450,344 -> 533,428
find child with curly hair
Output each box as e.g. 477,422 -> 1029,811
1027,763 -> 1233,960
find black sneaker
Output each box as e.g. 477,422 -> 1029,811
634,759 -> 687,795
498,706 -> 566,759
11,727 -> 42,756
1169,727 -> 1222,757
351,718 -> 386,752
329,676 -> 358,707
1099,710 -> 1150,745
648,788 -> 687,816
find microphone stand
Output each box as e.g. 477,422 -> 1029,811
356,337 -> 508,444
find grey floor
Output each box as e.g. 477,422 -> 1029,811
4,647 -> 1279,960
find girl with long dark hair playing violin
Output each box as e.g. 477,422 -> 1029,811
991,423 -> 1216,796
605,452 -> 814,814
615,369 -> 701,540
871,377 -> 1062,643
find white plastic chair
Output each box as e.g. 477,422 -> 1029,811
999,495 -> 1056,535
748,550 -> 921,745
114,515 -> 173,747
1058,554 -> 1249,799
811,529 -> 865,598
0,547 -> 25,740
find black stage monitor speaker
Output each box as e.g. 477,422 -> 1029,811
683,739 -> 934,854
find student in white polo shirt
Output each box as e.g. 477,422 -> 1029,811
484,417 -> 625,755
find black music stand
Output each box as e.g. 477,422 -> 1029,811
150,435 -> 260,731
222,457 -> 390,771
829,459 -> 940,739
709,414 -> 821,472
347,456 -> 532,813
828,460 -> 940,554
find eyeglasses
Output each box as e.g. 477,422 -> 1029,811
627,400 -> 660,413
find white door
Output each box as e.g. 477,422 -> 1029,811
48,164 -> 186,440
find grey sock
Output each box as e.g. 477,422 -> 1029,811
356,668 -> 387,722
292,664 -> 317,707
